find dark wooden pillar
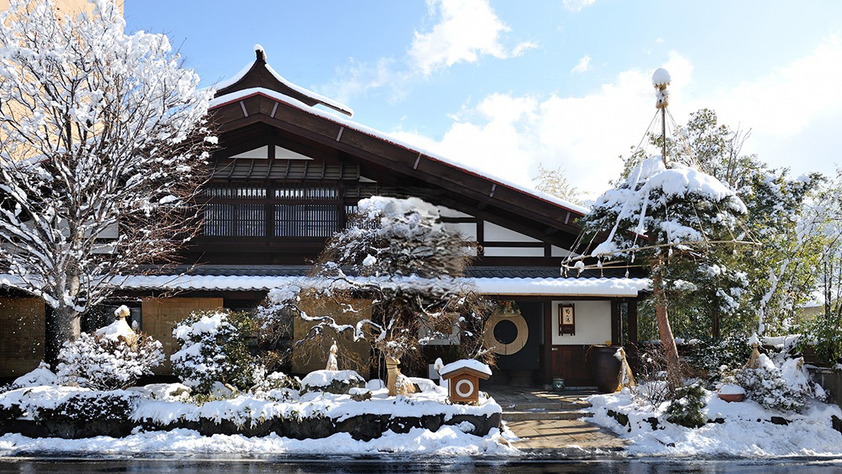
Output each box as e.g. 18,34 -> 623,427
611,300 -> 620,345
627,297 -> 639,372
542,301 -> 553,386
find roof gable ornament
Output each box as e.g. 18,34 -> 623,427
214,45 -> 353,117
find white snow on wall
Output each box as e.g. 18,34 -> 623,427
437,206 -> 473,218
551,300 -> 612,345
551,246 -> 574,258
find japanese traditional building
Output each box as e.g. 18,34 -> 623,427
0,46 -> 646,387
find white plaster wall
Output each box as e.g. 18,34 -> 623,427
551,300 -> 612,345
483,222 -> 540,242
551,246 -> 575,257
483,247 -> 545,257
437,206 -> 473,218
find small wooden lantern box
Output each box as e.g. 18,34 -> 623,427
440,360 -> 491,404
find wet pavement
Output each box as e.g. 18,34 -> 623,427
2,457 -> 842,473
486,386 -> 627,454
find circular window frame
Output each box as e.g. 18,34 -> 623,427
484,312 -> 529,356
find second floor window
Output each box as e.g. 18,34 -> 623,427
202,183 -> 342,238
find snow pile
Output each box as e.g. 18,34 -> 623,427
95,317 -> 135,342
0,425 -> 516,457
589,387 -> 842,457
652,68 -> 672,86
10,362 -> 56,388
301,370 -> 364,387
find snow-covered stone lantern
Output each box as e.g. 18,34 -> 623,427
439,359 -> 492,404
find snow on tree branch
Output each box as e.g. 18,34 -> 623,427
0,0 -> 214,351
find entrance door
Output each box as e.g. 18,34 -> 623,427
551,345 -> 593,387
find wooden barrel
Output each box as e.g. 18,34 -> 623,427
589,345 -> 623,393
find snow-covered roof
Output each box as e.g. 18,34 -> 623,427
73,274 -> 648,297
209,87 -> 588,217
214,45 -> 353,117
440,359 -> 492,378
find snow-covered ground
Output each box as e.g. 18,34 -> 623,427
589,387 -> 842,457
0,426 -> 517,457
0,376 -> 517,457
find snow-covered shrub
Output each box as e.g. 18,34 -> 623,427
171,310 -> 257,395
251,370 -> 301,393
736,358 -> 807,413
9,362 -> 57,390
666,383 -> 707,428
56,321 -> 163,390
300,370 -> 365,395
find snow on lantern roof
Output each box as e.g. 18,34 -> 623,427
440,359 -> 492,379
214,46 -> 354,118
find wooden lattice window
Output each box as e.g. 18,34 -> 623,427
274,204 -> 338,237
202,186 -> 267,237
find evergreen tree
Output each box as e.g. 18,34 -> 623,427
577,156 -> 746,388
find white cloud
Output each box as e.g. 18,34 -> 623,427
571,55 -> 591,74
390,53 -> 693,200
681,35 -> 842,175
319,0 -> 536,102
707,35 -> 842,138
512,41 -> 540,57
562,0 -> 596,12
409,0 -> 528,75
319,58 -> 410,105
388,36 -> 842,202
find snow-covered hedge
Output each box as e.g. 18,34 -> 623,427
171,310 -> 256,395
56,319 -> 163,390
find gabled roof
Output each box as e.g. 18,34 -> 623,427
215,44 -> 354,118
208,48 -> 589,251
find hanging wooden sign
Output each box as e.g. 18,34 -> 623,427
559,303 -> 575,336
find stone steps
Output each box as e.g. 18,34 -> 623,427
502,409 -> 593,422
499,401 -> 590,411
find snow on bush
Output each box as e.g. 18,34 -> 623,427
734,354 -> 816,413
251,370 -> 301,393
300,370 -> 365,394
10,362 -> 57,389
171,310 -> 257,395
56,321 -> 163,390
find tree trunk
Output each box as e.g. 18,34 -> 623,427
46,305 -> 81,366
652,260 -> 682,390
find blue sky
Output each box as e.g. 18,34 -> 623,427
125,1 -> 842,199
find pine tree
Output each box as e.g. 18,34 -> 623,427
577,156 -> 747,388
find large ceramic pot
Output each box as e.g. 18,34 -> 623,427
589,345 -> 623,393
